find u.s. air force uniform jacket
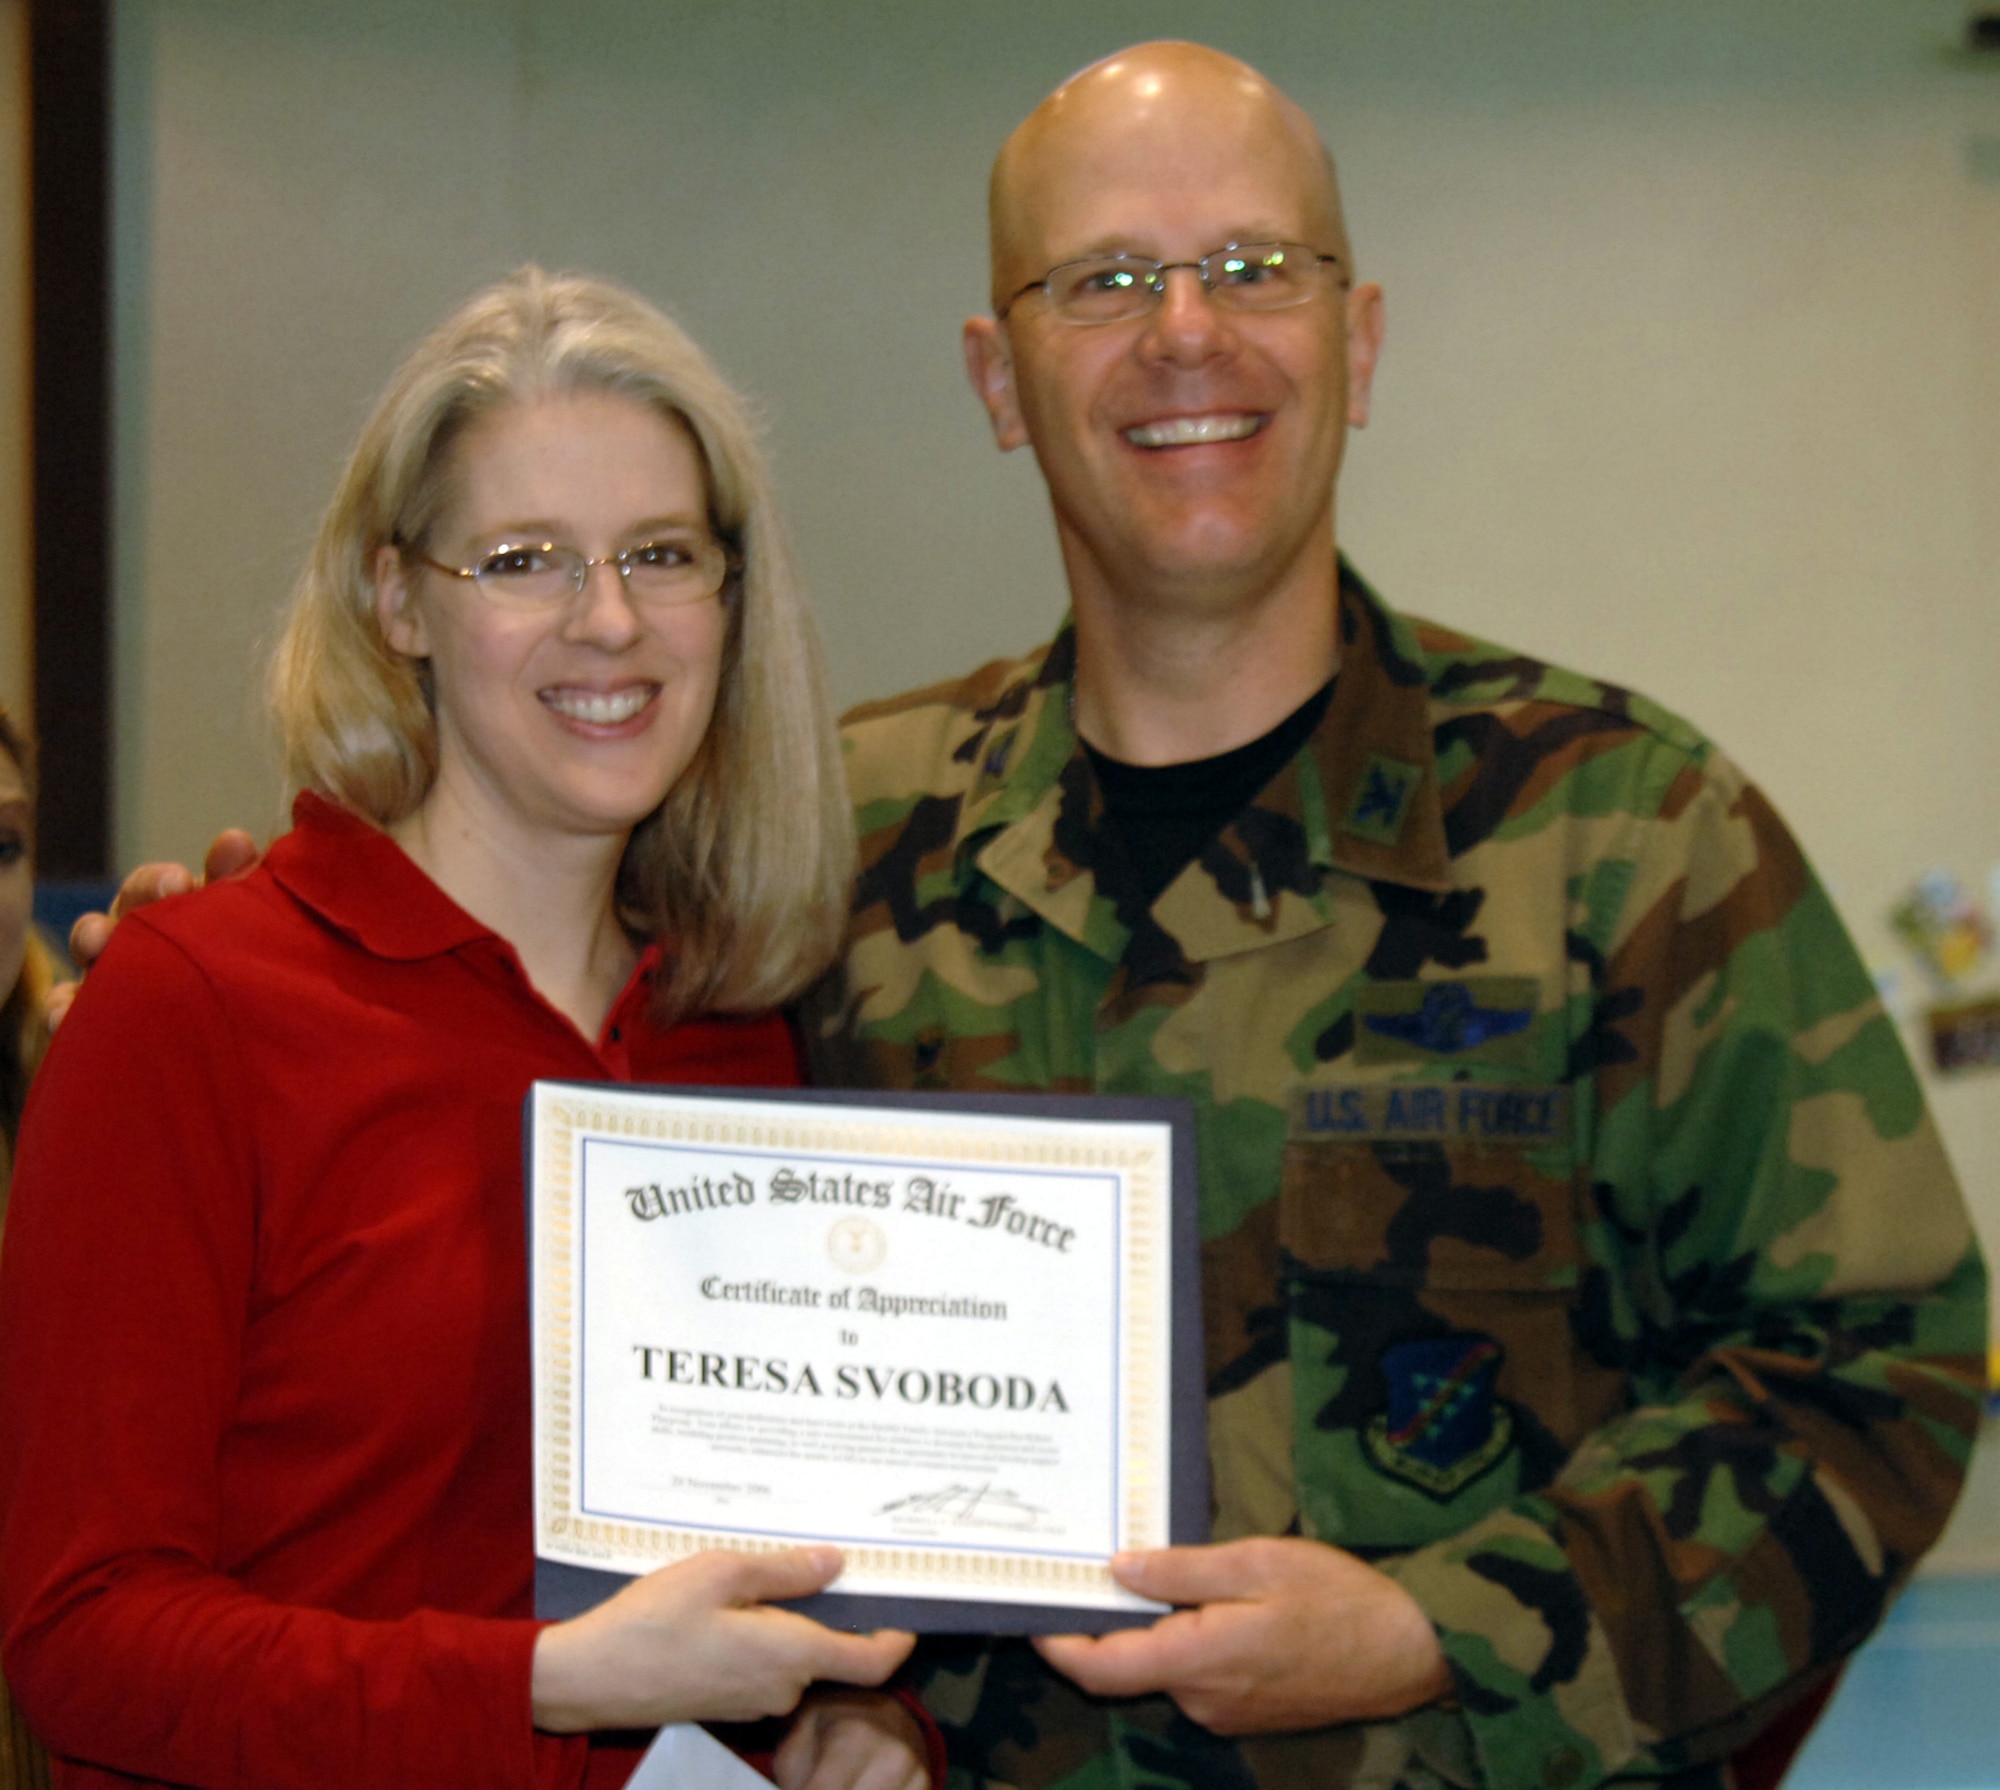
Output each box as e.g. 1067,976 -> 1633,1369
813,565 -> 1988,1790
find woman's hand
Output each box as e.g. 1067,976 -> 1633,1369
529,1546 -> 913,1733
774,1687 -> 933,1790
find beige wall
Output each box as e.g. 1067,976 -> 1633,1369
0,0 -> 28,729
109,1 -> 2000,1371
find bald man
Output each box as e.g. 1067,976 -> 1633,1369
822,40 -> 1987,1790
73,37 -> 1986,1790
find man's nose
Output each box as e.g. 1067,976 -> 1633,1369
1141,266 -> 1230,361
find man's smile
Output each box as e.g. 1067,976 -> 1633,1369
1121,411 -> 1269,449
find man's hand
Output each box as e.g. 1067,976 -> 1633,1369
1036,1537 -> 1452,1735
49,829 -> 261,1029
774,1687 -> 931,1790
530,1546 -> 913,1733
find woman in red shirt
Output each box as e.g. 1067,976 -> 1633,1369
0,270 -> 933,1790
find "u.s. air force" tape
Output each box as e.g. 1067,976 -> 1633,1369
1288,1081 -> 1572,1146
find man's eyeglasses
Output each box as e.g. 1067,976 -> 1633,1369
998,241 -> 1344,326
403,535 -> 733,611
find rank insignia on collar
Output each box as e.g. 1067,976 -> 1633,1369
1357,977 -> 1539,1067
1364,1334 -> 1513,1499
1342,752 -> 1419,846
971,725 -> 1019,801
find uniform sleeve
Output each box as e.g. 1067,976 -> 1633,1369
0,921 -> 589,1790
1389,749 -> 1989,1790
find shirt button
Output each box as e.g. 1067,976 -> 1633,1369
1543,1745 -> 1585,1789
610,1025 -> 623,1043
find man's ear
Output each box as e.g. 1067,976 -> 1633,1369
1344,282 -> 1386,429
962,316 -> 1030,452
373,545 -> 430,658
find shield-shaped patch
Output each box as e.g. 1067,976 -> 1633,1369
1363,1333 -> 1513,1499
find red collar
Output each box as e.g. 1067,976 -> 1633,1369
265,791 -> 663,991
265,791 -> 496,961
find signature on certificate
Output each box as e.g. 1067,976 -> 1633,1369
877,1480 -> 1051,1531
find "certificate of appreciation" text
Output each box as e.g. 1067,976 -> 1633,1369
528,1083 -> 1203,1630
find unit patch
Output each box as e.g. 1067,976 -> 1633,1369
1356,977 -> 1540,1067
1363,1334 -> 1513,1498
1287,1080 -> 1571,1146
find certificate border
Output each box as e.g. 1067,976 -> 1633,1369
552,1101 -> 1150,1586
529,1082 -> 1208,1635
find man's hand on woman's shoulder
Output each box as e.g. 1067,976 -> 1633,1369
49,828 -> 263,1029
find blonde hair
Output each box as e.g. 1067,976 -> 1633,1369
270,267 -> 854,1020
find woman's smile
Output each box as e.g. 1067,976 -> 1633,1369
540,681 -> 663,732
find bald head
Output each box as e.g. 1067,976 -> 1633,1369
988,42 -> 1350,310
960,38 -> 1384,643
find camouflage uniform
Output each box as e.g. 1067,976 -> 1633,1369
816,566 -> 1988,1790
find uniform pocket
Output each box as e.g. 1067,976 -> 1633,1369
1278,1128 -> 1584,1549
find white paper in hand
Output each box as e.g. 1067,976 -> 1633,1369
625,1722 -> 769,1789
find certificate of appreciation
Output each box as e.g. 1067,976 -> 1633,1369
528,1083 -> 1205,1633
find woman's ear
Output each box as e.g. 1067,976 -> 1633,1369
373,545 -> 429,658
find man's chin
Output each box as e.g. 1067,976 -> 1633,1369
1094,549 -> 1306,615
1054,497 -> 1333,613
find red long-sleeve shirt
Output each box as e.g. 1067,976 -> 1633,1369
0,793 -> 804,1789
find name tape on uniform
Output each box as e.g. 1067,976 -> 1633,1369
1288,1082 -> 1572,1146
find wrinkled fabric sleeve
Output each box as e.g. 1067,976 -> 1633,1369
0,923 -> 586,1790
1389,746 -> 1989,1790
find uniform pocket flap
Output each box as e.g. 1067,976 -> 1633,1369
1281,1087 -> 1579,1290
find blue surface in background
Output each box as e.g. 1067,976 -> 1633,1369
1787,1577 -> 2000,1789
32,881 -> 117,965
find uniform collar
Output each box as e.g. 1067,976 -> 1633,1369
266,790 -> 508,961
1311,562 -> 1454,892
956,563 -> 1453,960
